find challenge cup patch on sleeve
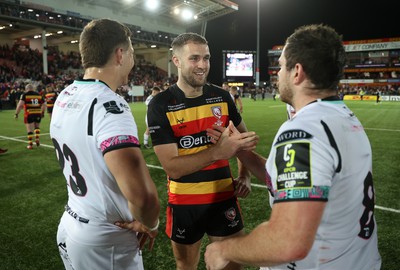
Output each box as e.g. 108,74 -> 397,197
275,142 -> 311,190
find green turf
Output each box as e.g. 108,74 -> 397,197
0,98 -> 399,269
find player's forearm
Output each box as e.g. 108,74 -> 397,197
14,102 -> 23,115
216,221 -> 305,267
125,166 -> 160,228
128,196 -> 160,230
105,148 -> 160,228
236,150 -> 267,182
159,147 -> 220,179
237,157 -> 251,178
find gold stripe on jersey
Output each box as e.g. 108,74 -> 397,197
169,178 -> 234,195
26,95 -> 42,100
178,145 -> 208,155
27,108 -> 42,114
166,102 -> 228,125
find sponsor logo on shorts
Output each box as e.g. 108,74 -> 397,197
176,228 -> 186,239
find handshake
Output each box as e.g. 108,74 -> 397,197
206,121 -> 259,160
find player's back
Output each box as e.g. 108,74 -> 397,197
50,80 -> 138,231
267,99 -> 381,269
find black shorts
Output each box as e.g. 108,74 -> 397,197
47,107 -> 54,114
166,197 -> 244,244
24,114 -> 42,124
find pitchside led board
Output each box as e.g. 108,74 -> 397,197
222,50 -> 256,81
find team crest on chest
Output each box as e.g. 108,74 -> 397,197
211,106 -> 223,126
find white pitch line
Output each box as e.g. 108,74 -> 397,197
1,134 -> 399,214
0,135 -> 54,149
365,128 -> 400,132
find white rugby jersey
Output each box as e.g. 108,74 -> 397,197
144,94 -> 154,125
50,79 -> 140,245
145,94 -> 154,106
264,98 -> 381,270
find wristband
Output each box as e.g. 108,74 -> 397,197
147,219 -> 159,232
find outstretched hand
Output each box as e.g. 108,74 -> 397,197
115,220 -> 158,251
233,176 -> 251,198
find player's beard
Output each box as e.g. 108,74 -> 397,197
278,77 -> 293,105
181,70 -> 208,88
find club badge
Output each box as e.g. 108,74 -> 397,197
211,106 -> 223,126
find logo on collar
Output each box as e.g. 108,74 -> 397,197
275,129 -> 312,145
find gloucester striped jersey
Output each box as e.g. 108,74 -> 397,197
147,83 -> 242,205
20,90 -> 44,116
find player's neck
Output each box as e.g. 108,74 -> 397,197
177,81 -> 203,98
83,67 -> 118,91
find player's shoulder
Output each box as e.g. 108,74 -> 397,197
205,83 -> 224,93
150,84 -> 182,105
204,83 -> 231,99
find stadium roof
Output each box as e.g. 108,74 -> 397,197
0,0 -> 239,52
81,0 -> 239,26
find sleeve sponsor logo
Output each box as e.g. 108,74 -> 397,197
103,100 -> 129,114
275,142 -> 311,190
275,129 -> 312,145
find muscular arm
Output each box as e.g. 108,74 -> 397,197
104,147 -> 160,229
14,100 -> 24,116
236,150 -> 267,183
205,200 -> 326,268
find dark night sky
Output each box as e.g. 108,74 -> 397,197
189,0 -> 399,85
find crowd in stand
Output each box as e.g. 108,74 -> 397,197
0,43 -> 176,110
1,39 -> 399,110
0,2 -> 176,47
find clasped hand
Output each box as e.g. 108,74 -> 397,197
115,220 -> 158,251
206,121 -> 259,160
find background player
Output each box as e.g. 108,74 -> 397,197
14,83 -> 46,149
44,84 -> 58,119
143,86 -> 161,148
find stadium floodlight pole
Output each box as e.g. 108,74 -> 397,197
42,29 -> 48,75
256,0 -> 260,87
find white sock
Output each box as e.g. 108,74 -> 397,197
144,133 -> 149,145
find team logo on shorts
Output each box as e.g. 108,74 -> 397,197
225,207 -> 236,221
211,106 -> 223,126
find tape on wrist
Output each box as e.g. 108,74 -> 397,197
147,219 -> 159,232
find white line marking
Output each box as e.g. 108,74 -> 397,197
365,128 -> 400,132
1,134 -> 398,214
0,135 -> 54,148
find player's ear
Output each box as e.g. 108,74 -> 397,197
293,63 -> 306,85
172,55 -> 180,68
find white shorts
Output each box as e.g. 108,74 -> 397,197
57,212 -> 144,270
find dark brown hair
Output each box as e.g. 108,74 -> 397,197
284,24 -> 346,90
79,19 -> 132,69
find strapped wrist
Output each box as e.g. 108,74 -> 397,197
147,219 -> 159,232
